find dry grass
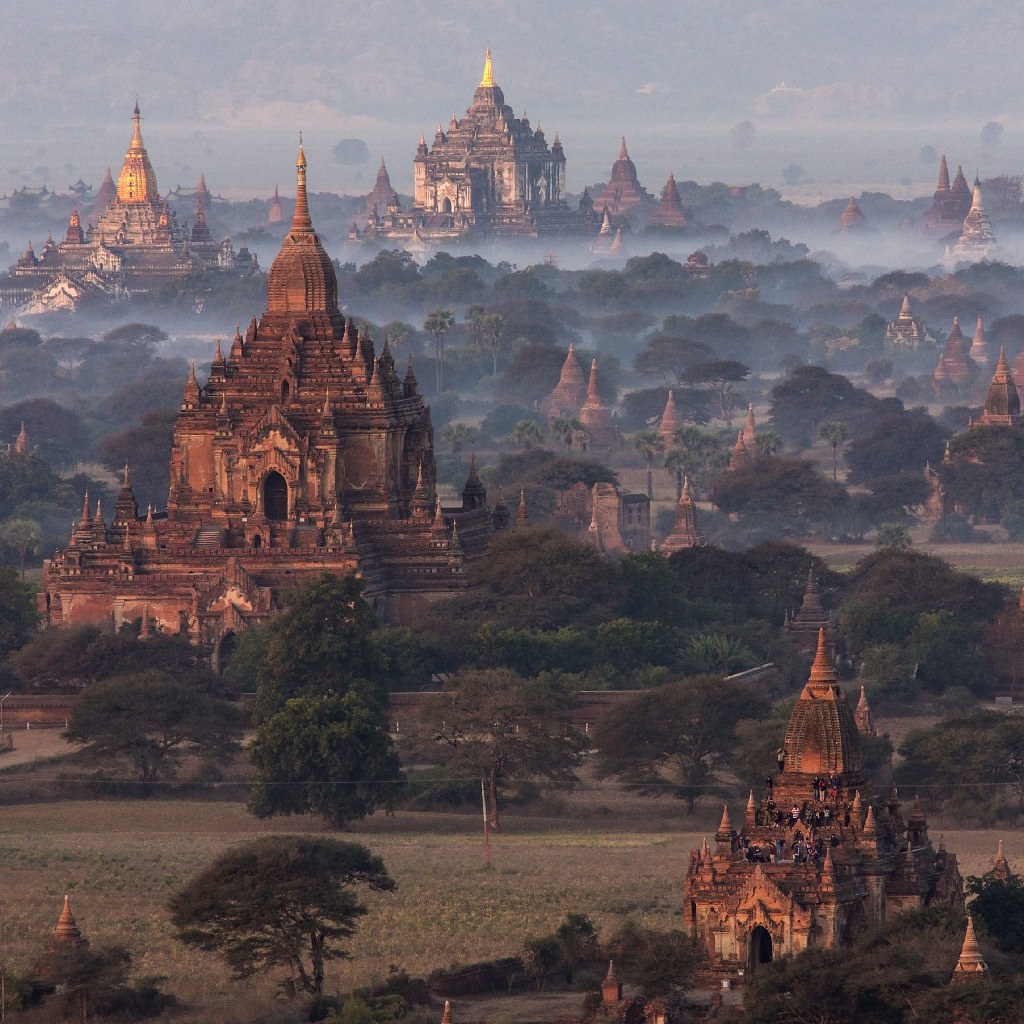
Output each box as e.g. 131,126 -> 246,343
0,784 -> 1019,1023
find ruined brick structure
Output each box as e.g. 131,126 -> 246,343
39,147 -> 499,654
683,630 -> 963,988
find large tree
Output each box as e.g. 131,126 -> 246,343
423,308 -> 456,395
168,837 -> 395,996
248,572 -> 388,723
594,677 -> 766,813
416,668 -> 586,830
0,565 -> 37,658
248,691 -> 402,828
65,671 -> 243,790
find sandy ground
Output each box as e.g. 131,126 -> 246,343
0,727 -> 77,767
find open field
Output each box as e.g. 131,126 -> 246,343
0,787 -> 1019,1024
805,539 -> 1024,587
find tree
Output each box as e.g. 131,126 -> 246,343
248,691 -> 402,828
845,410 -> 948,485
549,417 -> 585,451
606,921 -> 704,999
416,668 -> 586,830
594,677 -> 766,813
382,320 -> 414,353
631,430 -> 665,499
248,573 -> 388,723
441,422 -> 478,476
633,334 -> 711,383
967,868 -> 1024,953
464,303 -> 487,350
510,419 -> 545,450
0,565 -> 37,657
482,312 -> 508,375
770,365 -> 881,446
875,522 -> 912,549
168,837 -> 395,996
65,671 -> 243,791
664,427 -> 727,498
423,308 -> 455,395
35,942 -> 139,1023
681,359 -> 750,424
819,421 -> 850,481
1,516 -> 40,576
896,711 -> 1024,819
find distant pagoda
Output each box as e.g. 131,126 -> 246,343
649,172 -> 689,227
591,138 -> 654,220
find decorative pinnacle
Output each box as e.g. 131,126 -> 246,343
480,47 -> 495,88
292,140 -> 312,231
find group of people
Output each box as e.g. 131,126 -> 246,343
738,831 -> 833,865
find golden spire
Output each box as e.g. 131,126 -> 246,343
129,101 -> 144,152
480,47 -> 495,88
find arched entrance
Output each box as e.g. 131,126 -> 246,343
748,926 -> 773,974
263,471 -> 288,521
214,631 -> 237,674
441,197 -> 453,214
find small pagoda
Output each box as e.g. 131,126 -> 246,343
933,316 -> 973,386
783,569 -> 836,653
885,293 -> 930,350
579,360 -> 617,450
976,346 -> 1023,427
660,477 -> 706,555
544,344 -> 587,419
590,138 -> 654,219
649,172 -> 689,227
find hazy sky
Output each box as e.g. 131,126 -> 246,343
3,1 -> 1023,199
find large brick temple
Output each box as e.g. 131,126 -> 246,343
368,50 -> 596,240
683,629 -> 963,988
39,146 -> 500,659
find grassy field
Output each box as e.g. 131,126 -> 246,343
0,783 -> 1019,1024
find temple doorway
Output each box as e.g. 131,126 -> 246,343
264,471 -> 288,521
214,631 -> 236,674
748,926 -> 773,974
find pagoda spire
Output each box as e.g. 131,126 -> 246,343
291,139 -> 313,233
803,628 -> 837,695
951,917 -> 987,982
937,155 -> 950,192
480,48 -> 495,88
516,488 -> 530,526
745,789 -> 757,827
585,359 -> 601,407
53,894 -> 86,946
13,420 -> 28,453
618,137 -> 629,161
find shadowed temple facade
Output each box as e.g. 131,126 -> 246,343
39,146 -> 501,653
683,630 -> 963,989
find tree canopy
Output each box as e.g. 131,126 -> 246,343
168,836 -> 395,995
248,690 -> 403,828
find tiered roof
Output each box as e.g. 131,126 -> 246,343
977,346 -> 1022,426
660,476 -> 706,554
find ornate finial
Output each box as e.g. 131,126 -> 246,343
952,917 -> 987,981
441,1000 -> 452,1024
618,137 -> 629,160
806,628 -> 836,690
480,48 -> 495,88
123,464 -> 130,486
716,805 -> 733,836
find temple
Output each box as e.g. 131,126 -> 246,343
544,344 -> 588,419
884,294 -> 931,350
946,183 -> 997,265
783,570 -> 836,653
649,172 -> 689,228
969,316 -> 989,367
371,51 -> 595,240
835,196 -> 868,232
590,138 -> 654,222
933,316 -> 973,387
975,346 -> 1023,427
660,477 -> 706,554
3,104 -> 256,313
657,389 -> 681,445
39,146 -> 501,652
921,156 -> 973,233
683,630 -> 963,989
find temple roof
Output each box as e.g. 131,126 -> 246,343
782,629 -> 862,776
116,103 -> 159,204
265,144 -> 339,317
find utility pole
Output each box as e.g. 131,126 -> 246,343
0,692 -> 10,738
481,776 -> 491,866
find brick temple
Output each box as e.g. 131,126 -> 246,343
683,630 -> 963,988
369,51 -> 596,240
39,146 -> 500,657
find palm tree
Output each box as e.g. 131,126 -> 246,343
423,308 -> 455,395
819,421 -> 850,482
631,429 -> 665,500
465,304 -> 487,351
510,419 -> 545,451
441,422 -> 478,476
481,313 -> 507,375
